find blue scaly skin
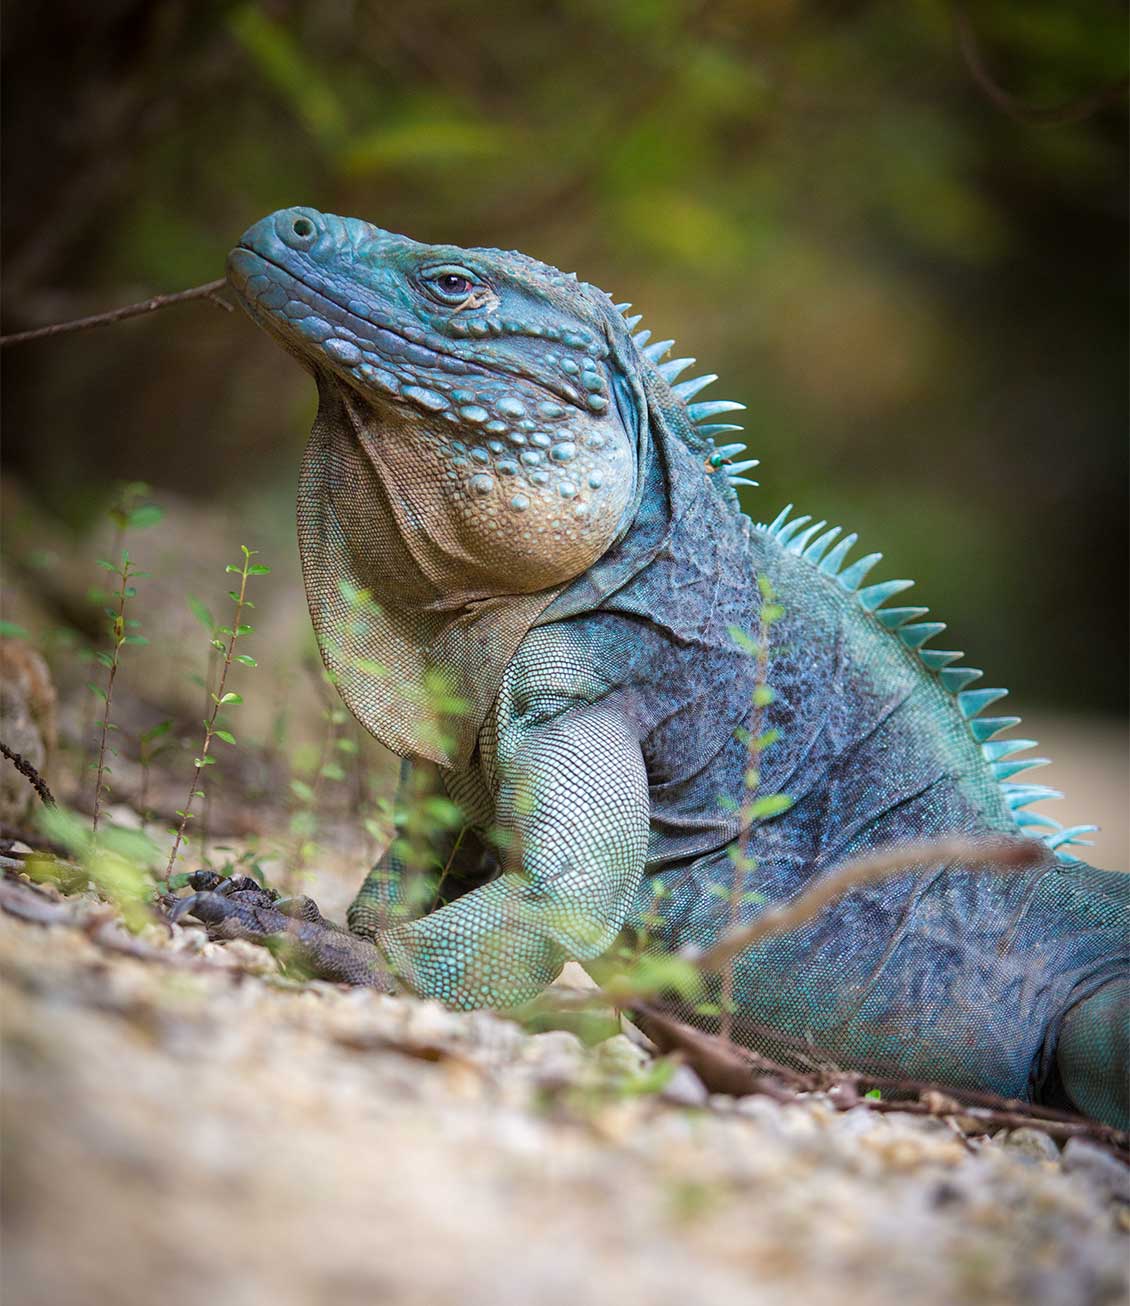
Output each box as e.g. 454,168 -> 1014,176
180,206 -> 1127,1128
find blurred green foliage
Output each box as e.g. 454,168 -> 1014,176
1,0 -> 1126,710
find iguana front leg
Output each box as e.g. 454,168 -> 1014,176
173,696 -> 650,1007
375,700 -> 650,1007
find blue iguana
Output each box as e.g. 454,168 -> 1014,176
174,206 -> 1128,1128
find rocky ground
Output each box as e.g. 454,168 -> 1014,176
2,876 -> 1127,1306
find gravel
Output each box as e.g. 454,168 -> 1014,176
2,899 -> 1126,1306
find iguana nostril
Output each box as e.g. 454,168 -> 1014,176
293,217 -> 315,238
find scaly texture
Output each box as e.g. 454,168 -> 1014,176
190,206 -> 1128,1128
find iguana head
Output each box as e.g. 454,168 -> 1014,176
228,206 -> 641,595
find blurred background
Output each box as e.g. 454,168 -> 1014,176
2,0 -> 1126,866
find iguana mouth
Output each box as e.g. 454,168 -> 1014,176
229,245 -> 595,412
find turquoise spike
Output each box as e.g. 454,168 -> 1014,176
660,357 -> 696,382
898,621 -> 946,649
788,520 -> 828,555
696,424 -> 745,439
615,303 -> 632,314
991,758 -> 1050,781
957,687 -> 1008,719
802,526 -> 842,563
939,666 -> 982,693
876,606 -> 928,630
982,738 -> 1038,762
837,552 -> 883,592
857,579 -> 914,611
642,339 -> 676,363
632,329 -> 652,348
729,477 -> 758,488
672,374 -> 719,401
1015,812 -> 1059,831
818,533 -> 858,575
716,444 -> 749,460
1047,825 -> 1098,850
726,459 -> 759,475
970,715 -> 1021,743
1003,784 -> 1063,808
775,515 -> 813,546
624,314 -> 643,330
687,400 -> 746,422
766,504 -> 794,534
919,649 -> 963,671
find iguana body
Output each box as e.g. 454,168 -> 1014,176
187,206 -> 1127,1127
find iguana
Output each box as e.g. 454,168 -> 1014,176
175,206 -> 1128,1128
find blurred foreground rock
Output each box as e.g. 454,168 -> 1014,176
1,890 -> 1126,1306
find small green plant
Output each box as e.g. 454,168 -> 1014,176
163,546 -> 268,883
89,551 -> 149,832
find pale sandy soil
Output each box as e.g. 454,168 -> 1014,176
2,888 -> 1126,1306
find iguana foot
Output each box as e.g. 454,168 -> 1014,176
168,871 -> 394,990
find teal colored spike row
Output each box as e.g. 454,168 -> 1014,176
758,503 -> 1098,856
642,338 -> 676,362
624,313 -> 643,330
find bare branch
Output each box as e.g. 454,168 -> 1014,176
0,278 -> 232,349
954,7 -> 1129,127
0,740 -> 55,807
685,835 -> 1042,974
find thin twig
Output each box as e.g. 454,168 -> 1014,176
0,741 -> 55,807
953,7 -> 1129,127
686,835 -> 1042,974
0,278 -> 231,349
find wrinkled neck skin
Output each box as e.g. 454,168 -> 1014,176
312,363 -> 638,616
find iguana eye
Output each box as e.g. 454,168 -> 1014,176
420,266 -> 480,306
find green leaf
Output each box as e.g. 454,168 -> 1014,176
235,624 -> 253,636
864,1088 -> 882,1101
748,793 -> 792,820
290,779 -> 315,803
247,564 -> 271,575
86,682 -> 108,701
194,755 -> 217,767
123,634 -> 149,646
94,650 -> 115,668
187,594 -> 215,632
219,692 -> 243,705
127,504 -> 164,529
95,559 -> 117,572
320,761 -> 345,781
0,620 -> 28,639
214,729 -> 237,746
225,564 -> 242,574
234,654 -> 258,667
210,639 -> 226,652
